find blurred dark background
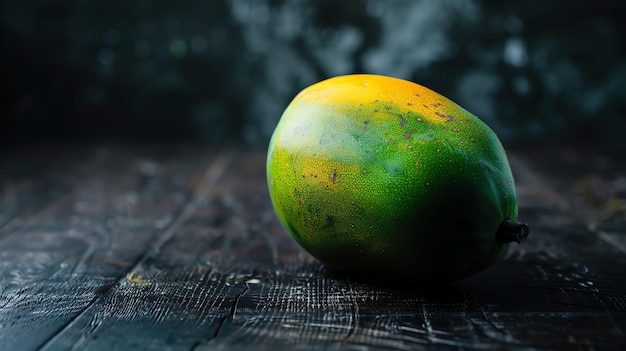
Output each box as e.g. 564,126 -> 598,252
2,0 -> 625,150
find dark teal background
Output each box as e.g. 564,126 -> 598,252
2,0 -> 625,150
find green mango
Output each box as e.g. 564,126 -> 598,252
266,74 -> 528,283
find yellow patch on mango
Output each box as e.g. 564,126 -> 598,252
292,74 -> 462,126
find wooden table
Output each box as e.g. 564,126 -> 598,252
1,144 -> 625,350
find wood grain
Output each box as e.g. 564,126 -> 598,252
0,144 -> 625,351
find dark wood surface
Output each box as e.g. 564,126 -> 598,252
1,143 -> 625,351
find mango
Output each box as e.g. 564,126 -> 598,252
266,74 -> 528,283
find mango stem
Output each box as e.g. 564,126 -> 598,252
496,219 -> 529,244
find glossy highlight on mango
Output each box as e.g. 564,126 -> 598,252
266,74 -> 528,283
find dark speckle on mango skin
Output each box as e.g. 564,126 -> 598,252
267,74 -> 519,284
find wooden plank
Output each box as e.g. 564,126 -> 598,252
0,145 -> 221,350
0,144 -> 93,241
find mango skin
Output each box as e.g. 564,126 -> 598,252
266,74 -> 518,283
